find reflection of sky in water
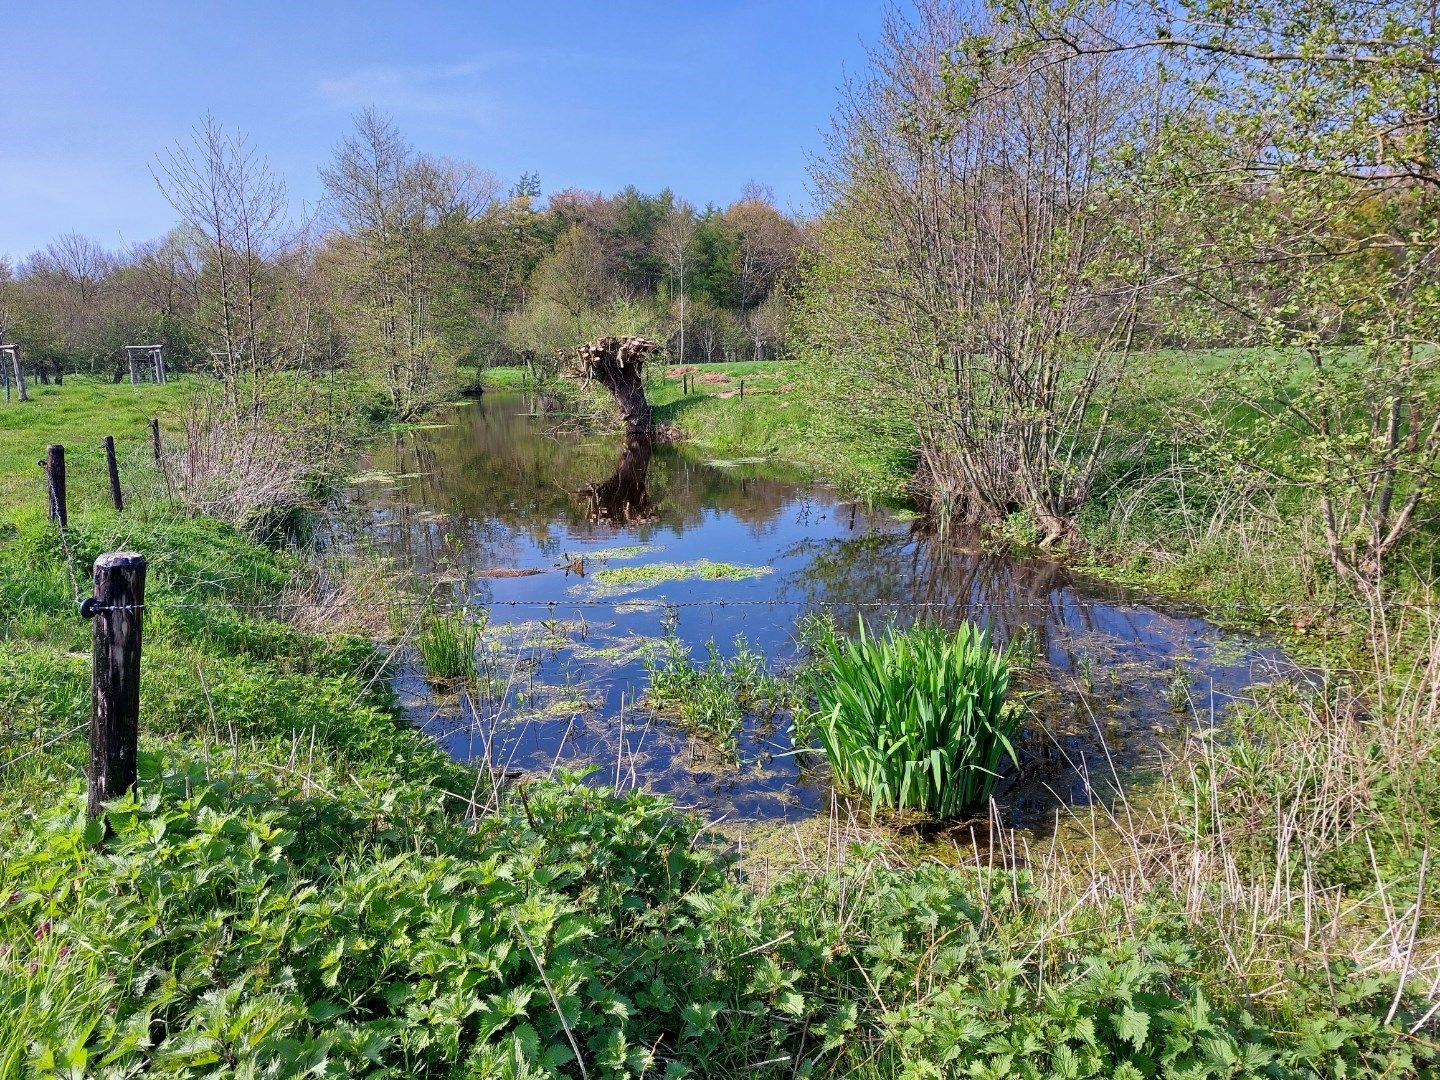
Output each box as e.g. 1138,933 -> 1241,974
351,395 -> 1290,828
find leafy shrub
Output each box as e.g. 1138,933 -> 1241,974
805,619 -> 1019,817
6,764 -> 1427,1079
757,862 -> 1430,1079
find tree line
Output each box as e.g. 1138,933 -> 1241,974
0,108 -> 805,417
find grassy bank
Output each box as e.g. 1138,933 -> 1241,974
0,376 -> 193,513
1,375 -> 1434,1075
476,360 -> 905,500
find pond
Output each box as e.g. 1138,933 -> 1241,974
350,392 -> 1288,830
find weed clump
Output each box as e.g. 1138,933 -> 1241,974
591,559 -> 774,593
416,609 -> 483,684
643,631 -> 792,753
805,619 -> 1019,818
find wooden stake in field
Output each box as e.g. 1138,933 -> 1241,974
104,435 -> 124,511
84,552 -> 147,824
42,444 -> 66,528
149,417 -> 174,499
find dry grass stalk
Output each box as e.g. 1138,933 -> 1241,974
171,392 -> 336,529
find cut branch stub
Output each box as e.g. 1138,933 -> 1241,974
573,335 -> 660,440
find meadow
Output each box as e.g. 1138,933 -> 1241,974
0,371 -> 1435,1076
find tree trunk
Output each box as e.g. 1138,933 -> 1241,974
573,336 -> 659,440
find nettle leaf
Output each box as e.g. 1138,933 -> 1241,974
1113,1006 -> 1150,1050
777,990 -> 807,1017
306,999 -> 347,1022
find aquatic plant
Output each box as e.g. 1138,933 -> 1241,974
806,619 -> 1019,818
644,631 -> 790,752
416,609 -> 484,684
582,543 -> 655,561
589,559 -> 774,595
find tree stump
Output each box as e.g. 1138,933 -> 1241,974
572,336 -> 660,440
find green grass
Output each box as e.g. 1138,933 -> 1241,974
0,375 -> 193,515
415,609 -> 484,684
805,619 -> 1020,819
469,364 -> 534,390
651,362 -> 813,461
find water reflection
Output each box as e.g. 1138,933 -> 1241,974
581,437 -> 655,525
351,394 -> 1287,829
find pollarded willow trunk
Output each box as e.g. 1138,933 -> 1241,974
573,336 -> 659,440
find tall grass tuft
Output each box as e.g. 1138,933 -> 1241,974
415,609 -> 483,684
806,619 -> 1019,818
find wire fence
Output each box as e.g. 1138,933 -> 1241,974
11,424 -> 1368,784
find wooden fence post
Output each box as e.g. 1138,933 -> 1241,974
149,418 -> 175,498
5,345 -> 26,402
739,379 -> 745,400
104,435 -> 124,511
42,444 -> 66,528
84,552 -> 146,823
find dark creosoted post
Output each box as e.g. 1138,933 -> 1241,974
42,444 -> 66,528
149,418 -> 163,461
84,552 -> 147,824
104,435 -> 124,511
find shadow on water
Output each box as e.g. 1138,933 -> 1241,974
348,394 -> 1290,833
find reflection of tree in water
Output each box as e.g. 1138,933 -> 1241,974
788,527 -> 1192,682
580,438 -> 655,525
787,528 -> 1074,644
361,394 -> 813,551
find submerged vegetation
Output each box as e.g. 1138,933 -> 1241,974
588,559 -> 773,592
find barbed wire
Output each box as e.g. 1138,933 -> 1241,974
0,722 -> 89,773
74,593 -> 1170,617
44,466 -> 84,604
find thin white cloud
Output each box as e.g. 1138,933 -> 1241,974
317,61 -> 503,124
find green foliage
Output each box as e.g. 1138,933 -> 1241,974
590,558 -> 773,591
643,631 -> 793,753
416,609 -> 484,685
759,861 -> 1428,1080
3,763 -> 1427,1079
0,389 -> 1432,1077
805,619 -> 1020,818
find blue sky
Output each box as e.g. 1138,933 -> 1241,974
1,1 -> 890,261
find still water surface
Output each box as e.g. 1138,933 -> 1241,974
351,394 -> 1285,828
